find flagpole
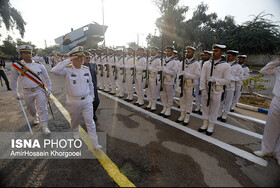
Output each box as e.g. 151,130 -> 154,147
102,0 -> 106,47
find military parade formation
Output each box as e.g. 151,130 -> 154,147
7,43 -> 280,165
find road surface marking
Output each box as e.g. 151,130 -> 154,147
100,91 -> 267,167
50,94 -> 136,187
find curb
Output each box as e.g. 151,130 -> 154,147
236,103 -> 269,114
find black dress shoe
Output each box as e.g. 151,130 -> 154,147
150,109 -> 156,112
217,116 -> 222,120
138,103 -> 144,107
198,111 -> 202,115
230,109 -> 234,112
183,122 -> 188,126
93,115 -> 97,121
175,119 -> 182,123
206,131 -> 213,136
198,128 -> 207,132
134,102 -> 139,105
221,118 -> 227,122
128,99 -> 134,102
163,115 -> 170,118
7,88 -> 12,91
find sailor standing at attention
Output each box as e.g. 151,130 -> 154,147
198,44 -> 230,136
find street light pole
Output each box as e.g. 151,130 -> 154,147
102,0 -> 106,47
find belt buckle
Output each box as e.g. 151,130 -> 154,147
81,97 -> 85,100
31,88 -> 35,92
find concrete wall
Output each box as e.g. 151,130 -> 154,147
245,54 -> 279,67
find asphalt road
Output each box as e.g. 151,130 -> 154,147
0,63 -> 279,187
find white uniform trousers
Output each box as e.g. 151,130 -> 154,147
125,73 -> 134,95
161,84 -> 174,108
135,73 -> 144,99
109,71 -> 116,90
117,72 -> 125,95
261,97 -> 280,161
103,70 -> 110,90
219,88 -> 234,113
179,87 -> 194,113
23,89 -> 48,122
232,85 -> 242,105
66,95 -> 96,133
195,80 -> 202,105
146,79 -> 157,103
97,73 -> 104,89
201,90 -> 222,124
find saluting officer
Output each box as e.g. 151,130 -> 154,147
176,46 -> 200,125
134,47 -> 146,106
218,50 -> 243,122
51,46 -> 102,149
193,51 -> 212,114
160,46 -> 178,117
125,47 -> 135,101
145,46 -> 161,111
198,44 -> 231,136
231,55 -> 250,112
10,45 -> 52,134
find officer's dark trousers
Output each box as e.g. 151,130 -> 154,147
0,70 -> 10,89
93,88 -> 100,118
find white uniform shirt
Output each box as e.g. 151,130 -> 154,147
126,55 -> 135,69
228,61 -> 243,82
177,58 -> 200,80
51,59 -> 94,98
135,56 -> 146,71
10,60 -> 51,95
148,56 -> 161,73
163,56 -> 177,85
200,58 -> 231,94
241,64 -> 250,80
260,59 -> 280,98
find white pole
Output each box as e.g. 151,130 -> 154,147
19,100 -> 33,135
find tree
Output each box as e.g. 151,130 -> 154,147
0,35 -> 17,57
226,12 -> 280,54
154,0 -> 188,47
0,0 -> 26,38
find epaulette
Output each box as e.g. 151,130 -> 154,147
35,61 -> 42,64
82,65 -> 89,69
66,64 -> 72,68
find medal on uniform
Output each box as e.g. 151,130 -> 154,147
21,67 -> 27,73
73,80 -> 76,84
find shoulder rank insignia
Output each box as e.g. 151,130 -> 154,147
66,64 -> 72,68
35,61 -> 43,64
82,65 -> 89,69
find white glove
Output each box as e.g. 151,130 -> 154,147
14,93 -> 22,100
208,76 -> 216,83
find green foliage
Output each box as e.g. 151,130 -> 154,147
147,2 -> 280,54
0,36 -> 37,58
226,12 -> 280,54
39,45 -> 60,57
0,0 -> 26,38
242,73 -> 269,101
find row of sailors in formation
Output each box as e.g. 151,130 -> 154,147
74,44 -> 250,136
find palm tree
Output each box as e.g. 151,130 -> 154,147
0,0 -> 26,38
